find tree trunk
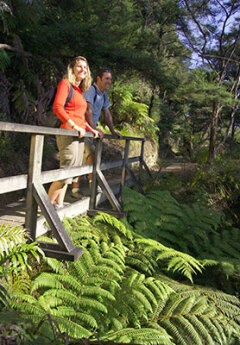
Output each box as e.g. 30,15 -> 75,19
208,102 -> 221,163
148,92 -> 155,118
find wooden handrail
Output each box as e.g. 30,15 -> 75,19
0,121 -> 152,261
0,121 -> 144,141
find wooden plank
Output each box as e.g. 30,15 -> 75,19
103,133 -> 144,141
0,174 -> 28,194
0,121 -> 92,137
88,209 -> 127,218
0,157 -> 140,194
0,121 -> 144,141
41,164 -> 93,184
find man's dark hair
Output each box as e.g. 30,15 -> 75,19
96,68 -> 112,81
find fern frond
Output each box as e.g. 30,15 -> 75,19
52,315 -> 91,338
31,273 -> 64,293
81,286 -> 115,301
101,327 -> 174,345
160,319 -> 187,345
136,238 -> 202,282
78,297 -> 108,313
76,312 -> 98,329
0,284 -> 9,307
0,224 -> 26,256
93,212 -> 133,240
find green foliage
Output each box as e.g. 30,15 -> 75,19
101,327 -> 174,344
189,158 -> 240,210
0,50 -> 10,71
136,238 -> 202,282
110,80 -> 159,139
122,187 -> 240,281
0,310 -> 58,345
0,223 -> 44,302
8,213 -> 240,344
0,224 -> 43,277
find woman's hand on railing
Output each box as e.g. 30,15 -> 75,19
73,125 -> 86,138
92,129 -> 99,138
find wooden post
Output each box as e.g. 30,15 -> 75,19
140,139 -> 153,180
139,139 -> 145,183
89,138 -> 102,210
25,135 -> 44,240
121,139 -> 130,188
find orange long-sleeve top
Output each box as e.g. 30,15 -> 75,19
53,79 -> 94,132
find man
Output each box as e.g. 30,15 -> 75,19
71,68 -> 121,197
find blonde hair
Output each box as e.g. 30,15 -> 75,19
65,56 -> 92,92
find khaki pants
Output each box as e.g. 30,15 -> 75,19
56,135 -> 84,184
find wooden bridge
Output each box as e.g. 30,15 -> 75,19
0,122 -> 152,261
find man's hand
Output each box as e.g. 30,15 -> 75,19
111,130 -> 122,139
97,129 -> 104,139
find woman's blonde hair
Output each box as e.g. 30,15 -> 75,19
65,56 -> 92,92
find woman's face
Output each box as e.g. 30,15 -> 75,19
73,60 -> 88,82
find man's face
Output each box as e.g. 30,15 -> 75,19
97,72 -> 112,91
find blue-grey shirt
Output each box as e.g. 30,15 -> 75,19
83,84 -> 110,127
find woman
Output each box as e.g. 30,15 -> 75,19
48,56 -> 98,209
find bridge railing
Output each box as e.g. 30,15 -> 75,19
0,121 -> 152,261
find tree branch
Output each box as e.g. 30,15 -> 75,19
0,43 -> 32,56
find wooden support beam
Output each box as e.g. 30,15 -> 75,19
126,164 -> 145,194
33,183 -> 74,251
97,170 -> 122,212
38,243 -> 83,261
141,159 -> 154,179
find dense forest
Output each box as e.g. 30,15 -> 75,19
1,0 -> 240,344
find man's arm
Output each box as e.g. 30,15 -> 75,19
85,102 -> 104,138
85,102 -> 96,129
103,108 -> 121,138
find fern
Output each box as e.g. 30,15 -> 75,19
93,212 -> 133,240
0,284 -> 9,308
136,238 -> 202,282
6,214 -> 240,344
122,187 -> 240,280
101,327 -> 174,344
155,293 -> 240,345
